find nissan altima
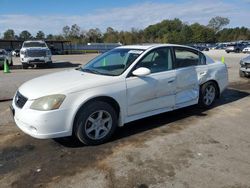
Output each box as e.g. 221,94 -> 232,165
11,44 -> 228,145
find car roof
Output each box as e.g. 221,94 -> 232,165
116,44 -> 198,51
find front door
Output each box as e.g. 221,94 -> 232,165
126,47 -> 176,116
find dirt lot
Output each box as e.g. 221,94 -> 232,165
0,50 -> 250,188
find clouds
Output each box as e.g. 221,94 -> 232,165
0,0 -> 249,35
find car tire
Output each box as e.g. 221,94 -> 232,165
239,70 -> 245,78
226,51 -> 230,53
199,82 -> 218,108
74,101 -> 118,145
47,61 -> 52,68
22,63 -> 28,69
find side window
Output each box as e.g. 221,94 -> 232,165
174,48 -> 199,68
136,48 -> 173,74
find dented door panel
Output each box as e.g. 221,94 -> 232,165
126,70 -> 176,116
175,66 -> 199,105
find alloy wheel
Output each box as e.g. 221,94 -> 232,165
203,84 -> 216,106
84,110 -> 112,140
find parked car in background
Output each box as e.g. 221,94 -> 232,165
12,49 -> 20,57
242,46 -> 250,54
225,43 -> 246,53
239,55 -> 250,77
0,49 -> 13,69
20,40 -> 52,69
11,44 -> 228,145
189,45 -> 209,51
212,43 -> 227,50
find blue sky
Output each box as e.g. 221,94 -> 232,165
0,0 -> 249,35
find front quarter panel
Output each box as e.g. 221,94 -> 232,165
63,79 -> 127,134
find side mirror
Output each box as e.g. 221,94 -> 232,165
132,67 -> 151,77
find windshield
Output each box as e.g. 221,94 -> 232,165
81,48 -> 144,76
23,42 -> 47,48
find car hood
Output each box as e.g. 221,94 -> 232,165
242,55 -> 250,64
19,69 -> 120,99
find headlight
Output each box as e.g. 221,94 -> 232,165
30,94 -> 65,111
20,50 -> 27,57
240,60 -> 245,66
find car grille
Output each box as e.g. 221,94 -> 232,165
27,50 -> 46,57
15,91 -> 28,109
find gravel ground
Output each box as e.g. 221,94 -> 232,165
0,50 -> 250,188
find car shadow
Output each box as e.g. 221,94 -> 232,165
54,87 -> 249,148
39,62 -> 81,69
10,62 -> 81,70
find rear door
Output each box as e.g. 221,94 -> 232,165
173,47 -> 199,106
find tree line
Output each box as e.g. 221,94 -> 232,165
1,17 -> 250,44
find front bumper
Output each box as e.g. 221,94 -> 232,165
243,49 -> 250,53
240,64 -> 250,73
240,68 -> 250,76
11,98 -> 72,139
21,56 -> 52,64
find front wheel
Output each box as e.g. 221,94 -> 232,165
22,63 -> 28,69
239,70 -> 245,78
199,82 -> 218,108
74,101 -> 118,145
47,61 -> 52,68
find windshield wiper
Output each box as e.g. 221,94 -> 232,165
81,68 -> 101,75
80,68 -> 115,76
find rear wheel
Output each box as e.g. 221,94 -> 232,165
74,101 -> 118,145
47,61 -> 52,68
199,82 -> 218,108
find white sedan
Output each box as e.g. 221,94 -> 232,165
11,44 -> 228,145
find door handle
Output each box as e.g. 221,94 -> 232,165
168,79 -> 175,83
199,71 -> 207,76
